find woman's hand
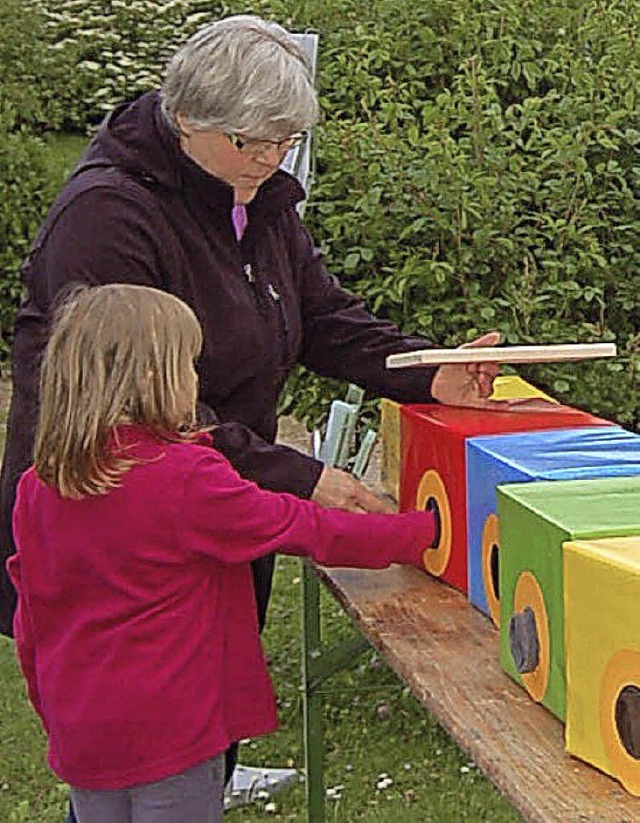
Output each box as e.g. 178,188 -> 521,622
430,331 -> 507,409
311,466 -> 394,513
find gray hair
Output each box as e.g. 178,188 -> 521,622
161,15 -> 318,139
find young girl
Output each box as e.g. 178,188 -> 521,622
7,284 -> 437,822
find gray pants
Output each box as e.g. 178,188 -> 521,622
70,756 -> 225,823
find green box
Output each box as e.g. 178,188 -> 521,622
498,475 -> 640,721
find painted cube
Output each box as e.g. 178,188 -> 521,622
400,400 -> 610,594
498,476 -> 640,721
564,537 -> 640,796
379,398 -> 401,499
467,426 -> 640,626
489,374 -> 555,403
381,376 -> 550,503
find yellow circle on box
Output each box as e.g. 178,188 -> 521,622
600,649 -> 640,796
416,470 -> 452,577
481,513 -> 501,628
513,571 -> 550,702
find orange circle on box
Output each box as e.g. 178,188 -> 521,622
600,650 -> 640,795
415,470 -> 452,578
481,513 -> 501,628
513,571 -> 550,702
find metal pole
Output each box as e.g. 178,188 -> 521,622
301,558 -> 325,822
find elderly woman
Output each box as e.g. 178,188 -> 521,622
0,13 -> 501,812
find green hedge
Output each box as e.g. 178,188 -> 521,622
2,0 -> 638,427
31,0 -> 226,128
0,0 -> 70,131
0,0 -> 68,362
0,109 -> 58,364
300,0 -> 639,427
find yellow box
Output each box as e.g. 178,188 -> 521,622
490,375 -> 556,403
564,536 -> 640,795
379,398 -> 401,499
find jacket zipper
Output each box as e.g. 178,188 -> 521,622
239,239 -> 289,358
267,282 -> 290,337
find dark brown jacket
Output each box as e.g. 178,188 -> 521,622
0,92 -> 435,635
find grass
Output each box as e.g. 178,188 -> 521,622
0,131 -> 524,820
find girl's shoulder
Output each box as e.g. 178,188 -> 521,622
111,425 -> 212,452
14,466 -> 50,519
138,429 -> 232,475
16,466 -> 39,493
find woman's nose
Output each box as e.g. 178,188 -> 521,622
256,145 -> 285,167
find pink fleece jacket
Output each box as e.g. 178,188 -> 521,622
7,426 -> 434,790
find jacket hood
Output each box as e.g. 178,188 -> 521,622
76,91 -> 306,216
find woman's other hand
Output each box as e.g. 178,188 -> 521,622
311,466 -> 394,513
430,331 -> 508,410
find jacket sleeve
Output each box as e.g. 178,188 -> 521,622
204,412 -> 324,498
180,451 -> 435,567
290,214 -> 439,403
5,552 -> 47,729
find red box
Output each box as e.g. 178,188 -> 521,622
400,404 -> 613,593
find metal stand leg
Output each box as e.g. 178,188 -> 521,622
301,559 -> 369,823
302,558 -> 325,823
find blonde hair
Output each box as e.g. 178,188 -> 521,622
35,284 -> 204,498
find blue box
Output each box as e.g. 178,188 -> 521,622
466,426 -> 640,625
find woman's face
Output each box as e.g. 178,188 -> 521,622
178,121 -> 286,205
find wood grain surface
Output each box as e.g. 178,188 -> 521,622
385,342 -> 617,369
318,565 -> 637,823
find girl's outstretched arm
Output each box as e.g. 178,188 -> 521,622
180,450 -> 436,569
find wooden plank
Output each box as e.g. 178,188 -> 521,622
316,564 -> 638,823
386,342 -> 616,369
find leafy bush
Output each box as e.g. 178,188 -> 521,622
2,0 -> 638,428
0,0 -> 74,362
0,0 -> 70,130
300,0 -> 640,428
34,0 -> 228,128
0,109 -> 58,363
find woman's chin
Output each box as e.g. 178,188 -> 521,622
234,185 -> 261,205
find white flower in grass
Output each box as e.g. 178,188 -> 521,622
376,774 -> 393,790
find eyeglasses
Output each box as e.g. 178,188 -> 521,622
226,131 -> 308,156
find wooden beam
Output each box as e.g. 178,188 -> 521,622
386,342 -> 616,369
